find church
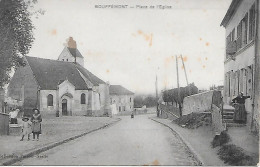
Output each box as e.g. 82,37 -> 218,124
7,37 -> 111,117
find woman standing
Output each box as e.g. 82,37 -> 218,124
232,92 -> 250,124
31,109 -> 42,141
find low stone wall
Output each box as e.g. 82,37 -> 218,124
182,90 -> 222,115
0,113 -> 9,135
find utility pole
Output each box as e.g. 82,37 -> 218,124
175,55 -> 180,94
176,55 -> 182,116
180,54 -> 191,95
155,75 -> 159,117
180,55 -> 189,86
155,75 -> 158,99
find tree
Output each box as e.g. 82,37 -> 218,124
134,95 -> 157,108
162,83 -> 198,106
0,0 -> 42,87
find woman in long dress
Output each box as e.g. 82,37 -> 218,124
232,92 -> 250,124
31,109 -> 42,141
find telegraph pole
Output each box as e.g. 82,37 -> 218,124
176,55 -> 182,116
155,75 -> 159,117
180,55 -> 191,95
180,55 -> 189,86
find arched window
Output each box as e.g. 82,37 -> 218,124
81,93 -> 86,104
47,94 -> 53,106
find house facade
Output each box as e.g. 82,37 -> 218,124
7,38 -> 111,117
109,85 -> 134,113
221,0 -> 259,132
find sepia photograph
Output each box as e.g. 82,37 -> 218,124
0,0 -> 259,166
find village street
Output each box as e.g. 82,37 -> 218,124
13,114 -> 198,166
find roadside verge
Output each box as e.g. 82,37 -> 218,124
150,117 -> 206,166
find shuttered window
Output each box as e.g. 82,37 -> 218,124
249,3 -> 256,41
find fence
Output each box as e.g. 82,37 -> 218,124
0,113 -> 9,135
158,104 -> 180,119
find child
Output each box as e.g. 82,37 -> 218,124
20,116 -> 32,141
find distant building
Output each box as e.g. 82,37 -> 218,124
7,37 -> 110,117
221,0 -> 259,131
109,85 -> 134,112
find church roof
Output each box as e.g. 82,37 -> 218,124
67,47 -> 84,58
109,85 -> 134,95
25,56 -> 105,90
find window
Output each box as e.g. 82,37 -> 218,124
237,21 -> 242,49
47,94 -> 53,106
81,93 -> 86,104
242,13 -> 248,46
231,28 -> 235,41
130,97 -> 132,102
62,59 -> 64,61
249,4 -> 256,41
67,59 -> 68,61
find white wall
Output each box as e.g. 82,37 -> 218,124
58,47 -> 84,67
110,94 -> 134,112
182,91 -> 214,115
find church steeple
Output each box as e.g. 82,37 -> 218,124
58,37 -> 85,67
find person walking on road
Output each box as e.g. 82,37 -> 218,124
20,116 -> 32,141
232,92 -> 250,124
31,109 -> 42,141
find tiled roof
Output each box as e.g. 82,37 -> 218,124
109,85 -> 134,95
25,56 -> 105,90
76,63 -> 106,86
67,47 -> 84,58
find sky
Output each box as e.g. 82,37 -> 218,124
28,0 -> 232,94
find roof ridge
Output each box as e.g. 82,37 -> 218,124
26,56 -> 76,64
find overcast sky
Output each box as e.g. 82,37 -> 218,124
28,0 -> 232,94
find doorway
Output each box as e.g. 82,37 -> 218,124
62,99 -> 68,116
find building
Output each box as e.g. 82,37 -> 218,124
7,37 -> 111,117
221,0 -> 259,132
109,85 -> 134,113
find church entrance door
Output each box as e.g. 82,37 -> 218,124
62,99 -> 68,116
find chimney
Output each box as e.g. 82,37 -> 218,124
66,37 -> 77,63
67,37 -> 77,49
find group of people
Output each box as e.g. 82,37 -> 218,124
20,109 -> 42,141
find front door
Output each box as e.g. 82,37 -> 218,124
62,99 -> 68,116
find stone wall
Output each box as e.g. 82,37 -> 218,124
0,113 -> 9,135
182,90 -> 222,115
98,84 -> 111,115
212,104 -> 225,135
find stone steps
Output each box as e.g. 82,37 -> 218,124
222,105 -> 246,127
